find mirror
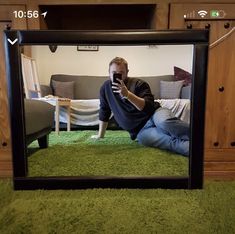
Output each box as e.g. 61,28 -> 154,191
24,44 -> 192,178
4,30 -> 209,189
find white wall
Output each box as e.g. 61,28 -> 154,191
31,45 -> 193,85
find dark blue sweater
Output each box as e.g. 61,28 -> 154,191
99,78 -> 160,140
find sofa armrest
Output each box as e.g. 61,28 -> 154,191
40,85 -> 52,97
25,99 -> 54,135
180,85 -> 191,99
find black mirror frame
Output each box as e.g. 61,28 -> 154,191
4,30 -> 209,190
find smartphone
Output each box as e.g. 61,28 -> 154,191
113,73 -> 122,83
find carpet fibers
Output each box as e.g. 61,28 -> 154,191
28,131 -> 188,177
0,180 -> 235,233
1,131 -> 234,233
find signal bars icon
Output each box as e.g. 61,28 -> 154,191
198,10 -> 208,18
183,11 -> 195,19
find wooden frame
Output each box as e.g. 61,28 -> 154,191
4,30 -> 209,190
77,45 -> 99,51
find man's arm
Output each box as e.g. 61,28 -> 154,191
124,91 -> 145,111
91,121 -> 108,139
98,121 -> 108,138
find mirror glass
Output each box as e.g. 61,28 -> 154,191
22,45 -> 193,177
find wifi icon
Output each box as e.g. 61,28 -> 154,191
198,10 -> 208,18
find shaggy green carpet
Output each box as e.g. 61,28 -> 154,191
0,179 -> 234,234
27,131 -> 188,177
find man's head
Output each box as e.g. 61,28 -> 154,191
109,57 -> 129,83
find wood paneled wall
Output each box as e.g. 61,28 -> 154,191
0,0 -> 234,179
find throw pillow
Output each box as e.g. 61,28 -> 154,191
174,66 -> 192,86
160,80 -> 184,99
51,80 -> 75,99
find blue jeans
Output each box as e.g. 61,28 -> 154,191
137,107 -> 190,156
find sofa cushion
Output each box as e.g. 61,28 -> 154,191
51,80 -> 75,99
160,80 -> 184,99
181,84 -> 191,99
51,74 -> 108,99
40,85 -> 52,97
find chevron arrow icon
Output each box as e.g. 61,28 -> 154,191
7,38 -> 18,45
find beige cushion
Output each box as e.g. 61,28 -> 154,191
160,80 -> 184,99
52,80 -> 75,99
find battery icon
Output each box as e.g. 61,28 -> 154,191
210,10 -> 220,17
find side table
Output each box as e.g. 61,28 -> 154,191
55,98 -> 71,134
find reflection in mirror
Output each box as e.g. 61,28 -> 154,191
22,45 -> 193,178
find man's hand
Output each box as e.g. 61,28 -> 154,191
90,135 -> 103,140
112,79 -> 145,111
112,79 -> 129,98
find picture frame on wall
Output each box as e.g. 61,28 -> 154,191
77,45 -> 99,51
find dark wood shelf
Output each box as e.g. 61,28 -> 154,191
39,4 -> 156,30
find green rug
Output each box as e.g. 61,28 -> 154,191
0,179 -> 234,234
28,131 -> 188,177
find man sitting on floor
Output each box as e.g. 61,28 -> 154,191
91,57 -> 189,156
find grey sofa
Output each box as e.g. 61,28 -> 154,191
40,74 -> 190,130
25,99 -> 54,148
41,74 -> 176,99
